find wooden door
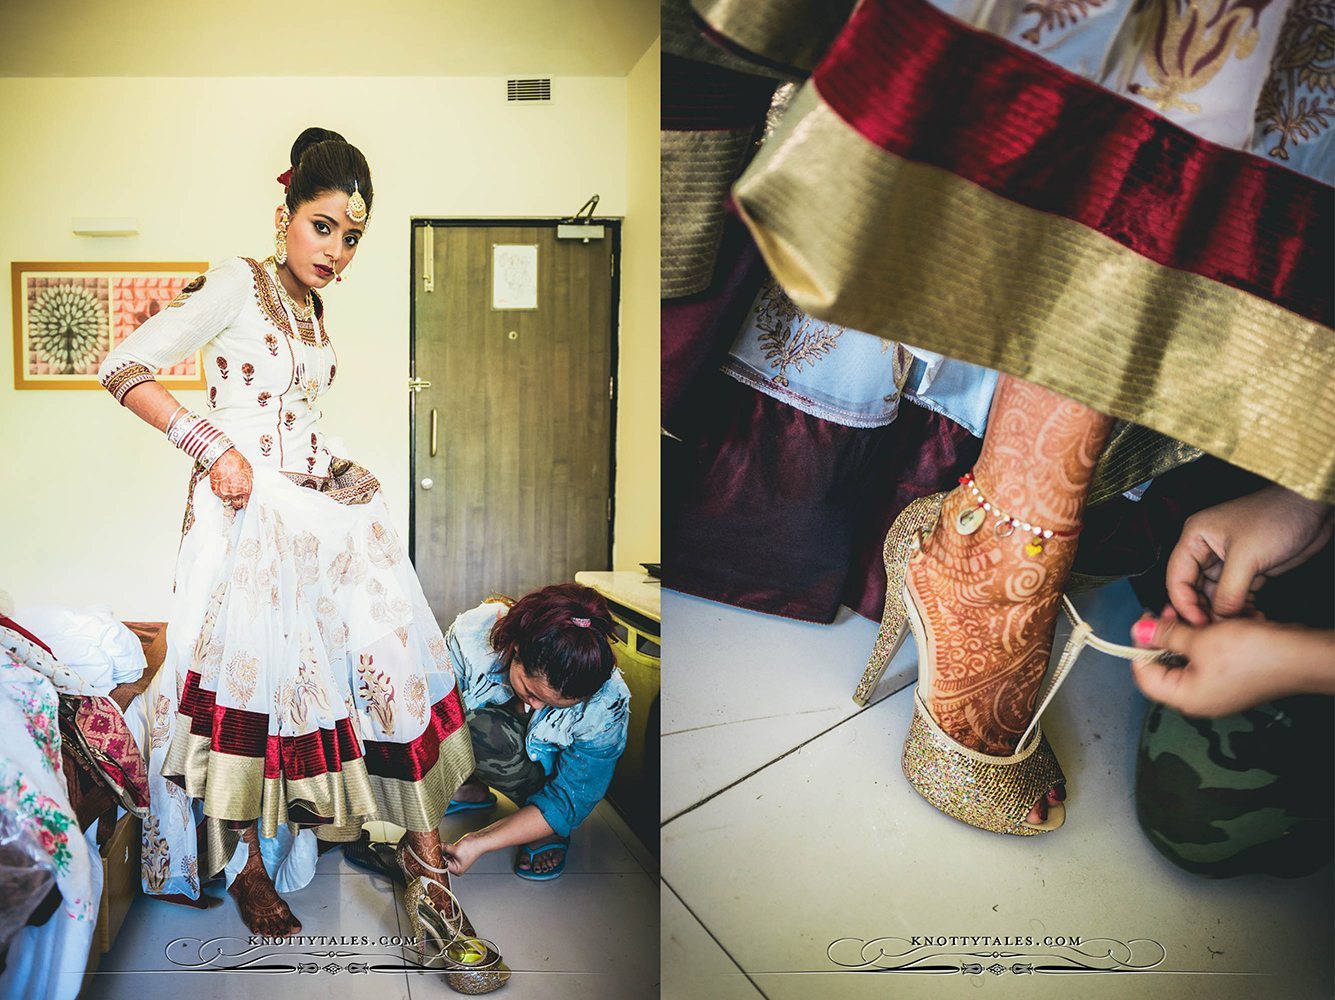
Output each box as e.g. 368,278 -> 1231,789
411,223 -> 616,626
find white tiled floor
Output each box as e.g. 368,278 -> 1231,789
84,800 -> 658,999
661,584 -> 1334,1000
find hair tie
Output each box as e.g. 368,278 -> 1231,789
570,617 -> 591,628
277,167 -> 293,190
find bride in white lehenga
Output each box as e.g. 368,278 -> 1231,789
97,127 -> 508,994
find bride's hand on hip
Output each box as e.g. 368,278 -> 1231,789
210,448 -> 254,509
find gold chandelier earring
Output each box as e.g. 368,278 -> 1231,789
274,204 -> 291,265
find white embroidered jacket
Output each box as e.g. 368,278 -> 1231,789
96,256 -> 340,480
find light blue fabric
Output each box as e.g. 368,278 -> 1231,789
724,280 -> 904,428
901,346 -> 999,439
446,603 -> 630,838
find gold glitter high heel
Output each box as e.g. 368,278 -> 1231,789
855,492 -> 1171,835
853,492 -> 948,706
397,842 -> 511,994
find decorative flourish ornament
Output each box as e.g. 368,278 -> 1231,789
275,204 -> 291,265
346,180 -> 369,227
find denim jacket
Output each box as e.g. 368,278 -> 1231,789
446,602 -> 631,837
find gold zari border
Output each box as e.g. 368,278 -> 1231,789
733,85 -> 1335,503
692,0 -> 857,73
162,721 -> 474,847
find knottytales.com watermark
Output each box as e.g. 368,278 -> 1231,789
825,934 -> 1179,977
908,934 -> 1084,948
245,934 -> 419,947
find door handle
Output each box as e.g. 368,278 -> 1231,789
431,408 -> 437,457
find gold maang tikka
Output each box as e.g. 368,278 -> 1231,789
346,179 -> 369,228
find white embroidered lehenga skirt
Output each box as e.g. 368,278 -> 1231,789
141,458 -> 473,895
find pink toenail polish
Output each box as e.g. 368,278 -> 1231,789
1132,617 -> 1157,646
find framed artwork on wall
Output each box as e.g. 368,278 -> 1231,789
10,260 -> 210,391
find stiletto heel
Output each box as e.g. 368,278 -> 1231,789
853,492 -> 948,706
867,486 -> 1173,836
396,842 -> 510,994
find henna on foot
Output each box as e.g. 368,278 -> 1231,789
910,376 -> 1113,824
401,829 -> 462,923
228,825 -> 302,936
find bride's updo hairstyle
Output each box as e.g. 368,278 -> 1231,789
490,584 -> 618,700
284,126 -> 373,215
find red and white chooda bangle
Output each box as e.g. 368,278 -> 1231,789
166,410 -> 235,470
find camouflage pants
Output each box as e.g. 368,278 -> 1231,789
466,704 -> 549,805
1135,695 -> 1333,878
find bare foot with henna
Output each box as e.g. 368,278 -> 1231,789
228,824 -> 302,936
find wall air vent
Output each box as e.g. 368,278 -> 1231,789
507,78 -> 552,102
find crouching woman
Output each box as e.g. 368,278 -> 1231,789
442,583 -> 630,880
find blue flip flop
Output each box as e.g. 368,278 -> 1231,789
444,791 -> 498,816
514,840 -> 568,881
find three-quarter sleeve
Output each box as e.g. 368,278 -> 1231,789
96,257 -> 247,405
527,682 -> 630,837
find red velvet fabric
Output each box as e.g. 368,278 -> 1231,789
665,373 -> 980,622
662,52 -> 780,130
176,669 -> 465,782
812,0 -> 1332,326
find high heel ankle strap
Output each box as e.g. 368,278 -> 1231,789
401,839 -> 451,876
1016,596 -> 1173,750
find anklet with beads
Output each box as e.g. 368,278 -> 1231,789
955,472 -> 1077,556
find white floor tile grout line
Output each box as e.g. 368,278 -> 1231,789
661,682 -> 912,827
662,704 -> 846,737
665,880 -> 770,999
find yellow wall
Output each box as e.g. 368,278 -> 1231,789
614,39 -> 662,571
0,71 -> 658,618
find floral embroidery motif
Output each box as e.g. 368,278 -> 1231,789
199,638 -> 224,685
357,654 -> 397,734
328,537 -> 369,589
284,410 -> 297,430
368,577 -> 412,646
367,521 -> 405,568
329,363 -> 337,386
752,280 -> 844,387
292,531 -> 321,586
168,273 -> 206,308
241,362 -> 255,386
142,813 -> 170,892
15,780 -> 75,873
216,356 -> 229,379
224,651 -> 259,703
15,685 -> 60,773
151,693 -> 171,750
208,386 -> 217,409
1254,0 -> 1335,158
1019,0 -> 1109,43
260,434 -> 273,457
1131,0 -> 1276,113
428,636 -> 451,670
265,332 -> 279,356
404,673 -> 428,723
282,633 -> 333,731
316,596 -> 349,653
181,854 -> 199,895
257,391 -> 272,407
